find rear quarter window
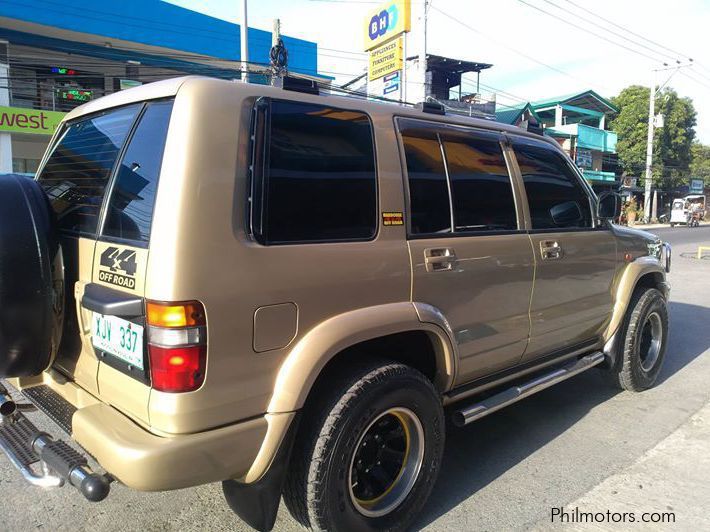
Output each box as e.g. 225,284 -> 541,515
38,105 -> 142,236
102,100 -> 174,243
37,100 -> 173,243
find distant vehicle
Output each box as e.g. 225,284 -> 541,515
670,195 -> 706,226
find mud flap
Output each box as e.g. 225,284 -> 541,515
222,413 -> 300,532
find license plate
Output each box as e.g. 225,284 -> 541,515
91,313 -> 144,370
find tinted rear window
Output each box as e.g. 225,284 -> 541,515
400,129 -> 452,234
442,133 -> 517,232
38,101 -> 173,241
102,100 -> 174,243
253,99 -> 377,244
38,105 -> 142,236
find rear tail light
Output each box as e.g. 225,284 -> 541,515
147,300 -> 206,393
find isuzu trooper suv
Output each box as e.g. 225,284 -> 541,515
0,76 -> 671,531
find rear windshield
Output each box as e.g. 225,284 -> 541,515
37,100 -> 173,243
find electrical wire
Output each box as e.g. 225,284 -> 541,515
561,0 -> 692,62
430,5 -> 615,94
538,0 -> 680,63
515,0 -> 667,64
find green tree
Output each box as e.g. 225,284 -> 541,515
690,142 -> 710,184
609,85 -> 697,188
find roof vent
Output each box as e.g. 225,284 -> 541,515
416,101 -> 446,115
282,76 -> 319,95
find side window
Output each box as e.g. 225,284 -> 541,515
441,133 -> 517,231
513,141 -> 593,229
37,105 -> 141,236
400,129 -> 451,234
254,100 -> 377,244
102,100 -> 174,243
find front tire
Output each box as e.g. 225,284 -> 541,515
283,361 -> 444,531
609,287 -> 669,391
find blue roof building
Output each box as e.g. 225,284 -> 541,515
0,1 -> 325,174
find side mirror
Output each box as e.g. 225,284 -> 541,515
550,201 -> 583,226
597,192 -> 621,220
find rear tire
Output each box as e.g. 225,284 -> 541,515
283,361 -> 444,532
608,287 -> 668,392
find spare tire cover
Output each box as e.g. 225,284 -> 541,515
0,174 -> 64,377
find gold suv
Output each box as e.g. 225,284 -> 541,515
0,76 -> 671,531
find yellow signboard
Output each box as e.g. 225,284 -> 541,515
368,37 -> 404,81
363,0 -> 411,51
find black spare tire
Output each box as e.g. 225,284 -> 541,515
0,174 -> 64,377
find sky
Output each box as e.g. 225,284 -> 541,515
165,0 -> 710,143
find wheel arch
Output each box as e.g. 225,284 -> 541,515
266,302 -> 457,415
604,258 -> 669,359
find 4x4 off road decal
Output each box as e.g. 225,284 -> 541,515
98,246 -> 138,289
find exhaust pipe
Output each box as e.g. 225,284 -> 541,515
0,392 -> 18,423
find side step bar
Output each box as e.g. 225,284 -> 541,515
0,384 -> 111,501
452,352 -> 605,427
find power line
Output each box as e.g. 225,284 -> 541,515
516,0 -> 667,64
561,0 -> 692,62
539,0 -> 680,63
679,70 -> 710,92
430,5 -> 615,94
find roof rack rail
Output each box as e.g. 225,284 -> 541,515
282,76 -> 320,95
416,101 -> 446,115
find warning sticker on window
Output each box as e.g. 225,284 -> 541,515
382,212 -> 404,226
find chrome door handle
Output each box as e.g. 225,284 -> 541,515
425,248 -> 457,272
540,240 -> 563,260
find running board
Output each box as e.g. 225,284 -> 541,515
452,352 -> 605,427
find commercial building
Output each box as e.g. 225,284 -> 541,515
496,90 -> 619,188
0,0 -> 324,174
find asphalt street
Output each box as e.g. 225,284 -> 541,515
1,225 -> 709,532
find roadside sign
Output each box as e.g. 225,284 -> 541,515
0,106 -> 65,136
368,70 -> 402,100
368,38 -> 403,81
576,148 -> 592,169
690,178 -> 704,193
363,0 -> 411,51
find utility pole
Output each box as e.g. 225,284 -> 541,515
272,18 -> 280,49
0,41 -> 11,174
643,61 -> 693,222
414,0 -> 428,102
643,71 -> 656,223
240,0 -> 249,83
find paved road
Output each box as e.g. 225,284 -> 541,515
1,227 -> 709,532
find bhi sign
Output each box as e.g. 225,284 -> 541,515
0,106 -> 65,136
363,0 -> 411,51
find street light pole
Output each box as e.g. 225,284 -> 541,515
240,0 -> 249,83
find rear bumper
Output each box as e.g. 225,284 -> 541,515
2,377 -> 274,492
73,402 -> 268,491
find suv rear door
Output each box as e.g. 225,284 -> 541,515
37,100 -> 173,421
509,136 -> 617,361
398,119 -> 535,384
